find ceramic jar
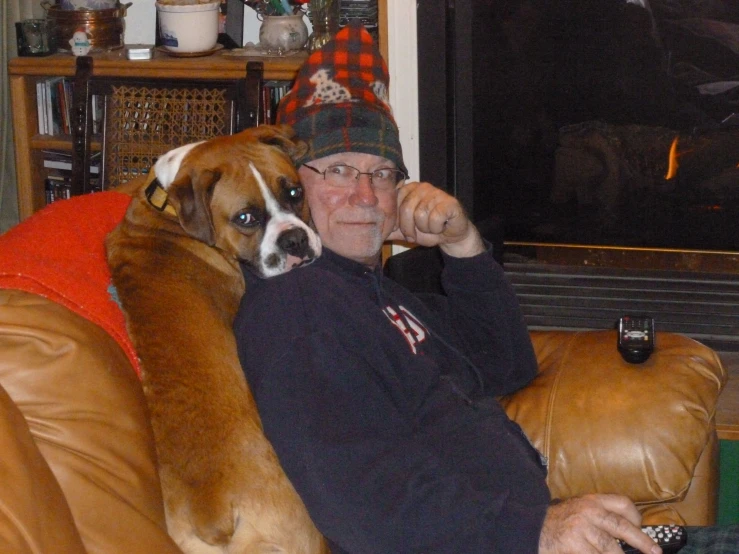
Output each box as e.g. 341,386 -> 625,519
259,14 -> 309,54
156,1 -> 220,53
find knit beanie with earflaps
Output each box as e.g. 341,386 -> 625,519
276,20 -> 406,175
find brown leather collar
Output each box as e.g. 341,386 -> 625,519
144,178 -> 177,216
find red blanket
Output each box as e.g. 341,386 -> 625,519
0,192 -> 140,376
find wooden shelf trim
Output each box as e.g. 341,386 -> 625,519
31,135 -> 101,151
9,51 -> 307,81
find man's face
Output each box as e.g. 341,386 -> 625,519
299,152 -> 400,267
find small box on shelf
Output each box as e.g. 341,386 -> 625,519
42,149 -> 100,175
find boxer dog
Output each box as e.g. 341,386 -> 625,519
106,125 -> 327,554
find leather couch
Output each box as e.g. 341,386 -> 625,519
0,199 -> 728,552
0,292 -> 727,553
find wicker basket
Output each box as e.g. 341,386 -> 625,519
45,2 -> 131,52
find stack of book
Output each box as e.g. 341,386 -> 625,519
263,81 -> 292,124
36,77 -> 71,136
36,77 -> 102,136
44,174 -> 104,205
42,150 -> 102,205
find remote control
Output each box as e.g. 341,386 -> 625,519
619,524 -> 687,553
617,315 -> 655,364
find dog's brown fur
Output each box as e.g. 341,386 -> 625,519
106,126 -> 328,554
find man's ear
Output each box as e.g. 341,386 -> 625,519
168,169 -> 219,245
249,124 -> 309,165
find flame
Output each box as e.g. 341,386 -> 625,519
665,136 -> 679,180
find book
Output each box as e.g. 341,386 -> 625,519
57,78 -> 69,134
48,77 -> 63,136
36,80 -> 47,134
45,78 -> 54,136
63,80 -> 73,135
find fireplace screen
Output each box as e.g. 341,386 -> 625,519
466,0 -> 739,251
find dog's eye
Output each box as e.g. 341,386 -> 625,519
233,211 -> 259,228
286,185 -> 304,203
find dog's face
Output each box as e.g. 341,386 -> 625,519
152,125 -> 321,278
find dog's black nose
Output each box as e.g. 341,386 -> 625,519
277,227 -> 310,257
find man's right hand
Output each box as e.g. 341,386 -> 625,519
539,494 -> 662,554
388,181 -> 485,258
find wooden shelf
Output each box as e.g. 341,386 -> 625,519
9,50 -> 306,220
31,135 -> 102,151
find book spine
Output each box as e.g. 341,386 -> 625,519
57,78 -> 69,135
49,78 -> 62,136
64,80 -> 73,135
45,79 -> 54,136
36,80 -> 47,134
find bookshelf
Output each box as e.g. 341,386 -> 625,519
9,49 -> 307,221
9,0 -> 390,221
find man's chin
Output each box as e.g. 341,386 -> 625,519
328,239 -> 385,265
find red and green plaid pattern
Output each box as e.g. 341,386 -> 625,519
278,22 -> 390,120
276,21 -> 406,173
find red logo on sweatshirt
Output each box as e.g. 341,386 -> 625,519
383,305 -> 427,354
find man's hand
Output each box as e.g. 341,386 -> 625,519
539,495 -> 661,554
386,181 -> 485,258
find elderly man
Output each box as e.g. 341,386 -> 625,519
233,21 -> 661,554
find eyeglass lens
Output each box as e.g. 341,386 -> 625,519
325,165 -> 404,188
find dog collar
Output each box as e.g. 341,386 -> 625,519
145,178 -> 177,217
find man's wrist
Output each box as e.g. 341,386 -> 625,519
439,228 -> 486,258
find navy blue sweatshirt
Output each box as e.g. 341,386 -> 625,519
234,246 -> 550,553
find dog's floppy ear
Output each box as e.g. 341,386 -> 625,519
168,169 -> 219,245
249,124 -> 309,165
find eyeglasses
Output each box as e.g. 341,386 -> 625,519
303,163 -> 407,191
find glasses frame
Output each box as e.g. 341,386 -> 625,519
303,163 -> 407,190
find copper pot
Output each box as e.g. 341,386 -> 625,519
43,2 -> 132,52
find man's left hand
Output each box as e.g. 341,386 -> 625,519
387,181 -> 485,258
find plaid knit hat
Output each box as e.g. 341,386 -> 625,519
276,21 -> 406,174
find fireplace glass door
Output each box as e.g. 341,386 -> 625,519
418,0 -> 739,252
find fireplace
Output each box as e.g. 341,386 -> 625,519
417,0 -> 739,257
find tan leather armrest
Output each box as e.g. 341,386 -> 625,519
500,330 -> 727,524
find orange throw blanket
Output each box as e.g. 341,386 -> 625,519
0,192 -> 140,376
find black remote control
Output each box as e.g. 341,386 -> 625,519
619,524 -> 687,553
617,315 -> 655,364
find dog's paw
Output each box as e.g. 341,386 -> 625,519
188,485 -> 237,546
165,480 -> 236,548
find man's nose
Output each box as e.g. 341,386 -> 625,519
348,174 -> 378,206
